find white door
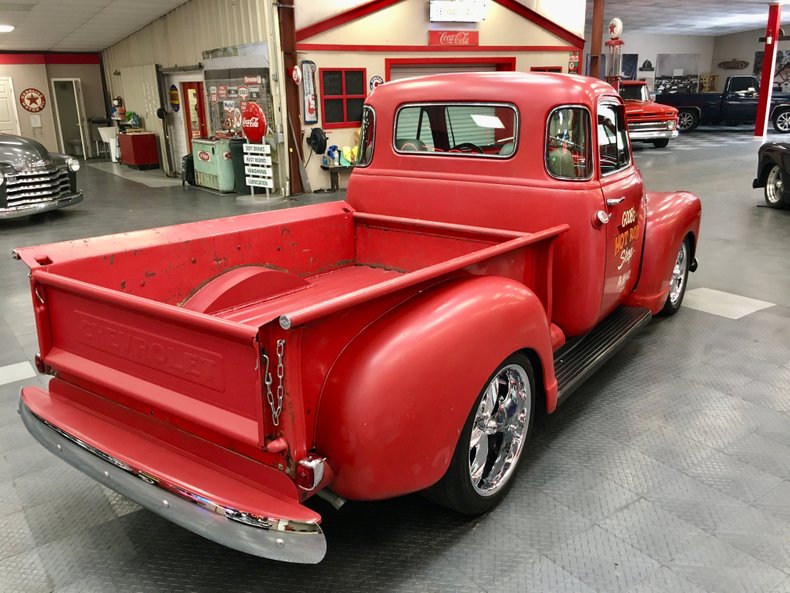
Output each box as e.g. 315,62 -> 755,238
51,78 -> 90,158
164,72 -> 203,174
0,77 -> 21,135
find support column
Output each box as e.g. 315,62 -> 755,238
278,0 -> 304,194
588,0 -> 604,78
755,2 -> 781,137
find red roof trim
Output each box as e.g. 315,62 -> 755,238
492,0 -> 584,49
296,0 -> 585,50
297,43 -> 575,53
0,52 -> 101,65
296,0 -> 402,42
384,56 -> 516,81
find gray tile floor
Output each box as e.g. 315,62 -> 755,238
2,128 -> 790,592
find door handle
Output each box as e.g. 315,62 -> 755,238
607,197 -> 626,207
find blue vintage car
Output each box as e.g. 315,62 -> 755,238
0,133 -> 82,219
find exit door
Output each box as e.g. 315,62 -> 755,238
0,78 -> 20,135
51,78 -> 89,158
182,82 -> 207,152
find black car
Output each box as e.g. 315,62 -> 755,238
0,133 -> 82,220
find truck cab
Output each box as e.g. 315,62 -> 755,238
351,72 -> 698,336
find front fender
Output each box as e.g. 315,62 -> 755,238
314,275 -> 554,501
625,191 -> 701,313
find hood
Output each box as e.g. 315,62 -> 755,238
624,101 -> 677,118
0,133 -> 59,171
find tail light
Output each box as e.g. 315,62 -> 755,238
296,455 -> 326,491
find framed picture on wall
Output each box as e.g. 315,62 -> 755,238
655,53 -> 700,94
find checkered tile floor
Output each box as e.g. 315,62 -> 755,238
634,124 -> 786,153
2,138 -> 790,592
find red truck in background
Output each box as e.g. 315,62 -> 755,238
619,80 -> 679,148
14,72 -> 701,564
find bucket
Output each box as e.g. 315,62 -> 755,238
69,139 -> 83,158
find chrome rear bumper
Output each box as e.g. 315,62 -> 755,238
18,396 -> 326,563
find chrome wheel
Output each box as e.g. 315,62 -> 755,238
468,363 -> 531,497
668,241 -> 689,307
765,165 -> 784,206
677,111 -> 697,132
774,110 -> 790,133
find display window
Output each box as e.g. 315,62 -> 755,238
319,68 -> 366,129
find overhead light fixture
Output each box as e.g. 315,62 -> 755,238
0,25 -> 14,33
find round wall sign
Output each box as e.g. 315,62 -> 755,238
242,102 -> 267,143
608,17 -> 623,38
20,88 -> 45,112
291,66 -> 302,86
369,75 -> 384,91
169,84 -> 180,112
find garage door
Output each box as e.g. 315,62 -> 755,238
389,63 -> 497,81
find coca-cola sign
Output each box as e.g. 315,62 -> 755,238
242,102 -> 267,143
198,151 -> 211,162
428,30 -> 479,46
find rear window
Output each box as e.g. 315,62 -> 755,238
394,103 -> 518,158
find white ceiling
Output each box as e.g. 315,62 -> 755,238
0,0 -> 188,52
585,0 -> 790,36
0,0 -> 783,53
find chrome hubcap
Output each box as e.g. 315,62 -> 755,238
778,113 -> 790,132
669,242 -> 688,306
678,112 -> 694,131
767,166 -> 783,204
468,364 -> 531,497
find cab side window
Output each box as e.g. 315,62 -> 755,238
597,103 -> 630,175
545,107 -> 591,179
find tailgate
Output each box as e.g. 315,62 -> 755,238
20,380 -> 324,563
30,269 -> 267,450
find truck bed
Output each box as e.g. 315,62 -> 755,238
15,202 -> 566,449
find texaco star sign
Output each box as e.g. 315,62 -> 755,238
20,88 -> 46,113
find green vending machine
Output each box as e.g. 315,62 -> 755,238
192,138 -> 235,193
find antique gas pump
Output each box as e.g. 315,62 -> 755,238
605,17 -> 624,91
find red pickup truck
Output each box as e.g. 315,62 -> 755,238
619,80 -> 679,148
14,72 -> 701,564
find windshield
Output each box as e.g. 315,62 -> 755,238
619,85 -> 649,102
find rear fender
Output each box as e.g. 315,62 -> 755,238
625,191 -> 701,313
314,275 -> 555,501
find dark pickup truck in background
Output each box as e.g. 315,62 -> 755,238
657,75 -> 790,133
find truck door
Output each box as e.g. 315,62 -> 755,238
725,76 -> 759,122
597,101 -> 645,315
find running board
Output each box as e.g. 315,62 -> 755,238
554,306 -> 652,405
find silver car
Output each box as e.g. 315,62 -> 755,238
0,133 -> 82,219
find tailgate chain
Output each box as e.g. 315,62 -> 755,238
262,339 -> 286,427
